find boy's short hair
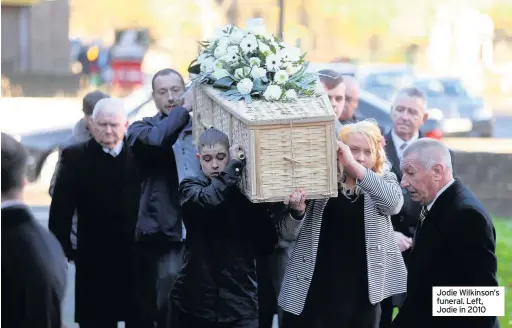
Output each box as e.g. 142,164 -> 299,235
197,128 -> 230,152
318,69 -> 344,90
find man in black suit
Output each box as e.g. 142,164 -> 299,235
380,87 -> 456,327
1,132 -> 67,328
49,98 -> 141,328
392,138 -> 499,328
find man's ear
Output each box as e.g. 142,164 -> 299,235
124,121 -> 129,128
196,153 -> 200,159
432,163 -> 444,180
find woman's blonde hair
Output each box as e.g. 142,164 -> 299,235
338,119 -> 387,174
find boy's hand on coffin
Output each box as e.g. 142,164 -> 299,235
284,188 -> 306,218
229,144 -> 245,161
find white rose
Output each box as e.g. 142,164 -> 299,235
285,89 -> 298,100
263,84 -> 282,101
229,30 -> 245,44
227,45 -> 239,54
251,67 -> 267,79
258,41 -> 272,55
285,63 -> 301,75
214,59 -> 225,70
249,57 -> 261,67
200,57 -> 215,72
214,46 -> 227,59
237,78 -> 253,95
276,49 -> 290,62
234,67 -> 251,80
217,37 -> 230,50
265,54 -> 281,72
212,69 -> 230,80
274,70 -> 289,85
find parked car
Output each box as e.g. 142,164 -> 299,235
17,86 -> 153,186
412,77 -> 494,137
357,64 -> 416,101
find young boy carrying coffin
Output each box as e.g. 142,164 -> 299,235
170,128 -> 297,328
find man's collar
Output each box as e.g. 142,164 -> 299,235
1,199 -> 26,209
103,140 -> 124,157
391,130 -> 419,149
427,178 -> 456,211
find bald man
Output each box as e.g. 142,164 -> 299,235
392,139 -> 499,328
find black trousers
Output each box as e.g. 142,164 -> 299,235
170,306 -> 258,328
281,301 -> 381,328
135,242 -> 184,328
379,297 -> 394,328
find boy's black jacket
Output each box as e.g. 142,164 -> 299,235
172,159 -> 278,322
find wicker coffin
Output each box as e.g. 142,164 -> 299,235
193,84 -> 338,203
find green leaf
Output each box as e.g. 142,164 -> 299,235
213,76 -> 235,89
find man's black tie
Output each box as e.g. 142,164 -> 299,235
411,206 -> 429,251
419,206 -> 428,227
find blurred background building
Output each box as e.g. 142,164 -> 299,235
1,0 -> 70,75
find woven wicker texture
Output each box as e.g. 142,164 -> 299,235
201,85 -> 335,125
193,84 -> 338,203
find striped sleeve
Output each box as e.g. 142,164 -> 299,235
357,168 -> 403,216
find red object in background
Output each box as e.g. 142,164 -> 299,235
425,128 -> 443,140
111,59 -> 144,89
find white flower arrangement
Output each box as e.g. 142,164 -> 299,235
188,24 -> 317,103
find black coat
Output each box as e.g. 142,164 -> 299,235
48,138 -> 140,323
127,107 -> 190,244
172,160 -> 278,322
392,180 -> 500,328
2,204 -> 67,328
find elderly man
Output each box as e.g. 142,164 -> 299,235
392,139 -> 499,328
2,133 -> 67,328
49,98 -> 140,328
380,87 -> 458,327
380,86 -> 425,325
49,90 -> 110,250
